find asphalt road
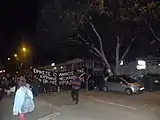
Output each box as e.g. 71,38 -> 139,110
0,91 -> 160,120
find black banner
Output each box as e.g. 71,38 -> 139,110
33,68 -> 57,84
33,68 -> 86,91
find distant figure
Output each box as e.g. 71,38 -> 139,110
13,76 -> 35,120
32,75 -> 39,97
71,72 -> 81,104
0,80 -> 4,100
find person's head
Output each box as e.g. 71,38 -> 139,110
75,73 -> 80,78
18,76 -> 26,87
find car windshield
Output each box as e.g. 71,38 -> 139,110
119,76 -> 136,83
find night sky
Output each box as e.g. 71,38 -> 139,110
0,0 -> 160,66
0,0 -> 38,61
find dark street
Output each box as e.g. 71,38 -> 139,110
0,91 -> 160,120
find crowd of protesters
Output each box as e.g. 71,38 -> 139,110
0,70 -> 104,101
0,75 -> 17,100
0,74 -> 34,100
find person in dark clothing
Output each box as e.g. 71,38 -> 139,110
0,80 -> 5,100
32,76 -> 39,97
71,72 -> 81,104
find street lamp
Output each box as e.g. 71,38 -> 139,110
22,47 -> 26,52
14,54 -> 18,58
22,47 -> 28,58
8,58 -> 10,61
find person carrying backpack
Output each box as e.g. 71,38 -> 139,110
13,76 -> 35,120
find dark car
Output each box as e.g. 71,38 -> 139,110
104,75 -> 144,95
141,74 -> 160,91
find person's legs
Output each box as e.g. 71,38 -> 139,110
75,90 -> 79,104
71,89 -> 75,102
19,113 -> 25,120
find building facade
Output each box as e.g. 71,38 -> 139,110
119,56 -> 160,77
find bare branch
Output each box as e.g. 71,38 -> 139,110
89,22 -> 104,53
59,39 -> 78,44
77,34 -> 103,57
120,36 -> 136,60
77,34 -> 90,46
117,36 -> 120,47
150,40 -> 156,44
91,47 -> 102,57
149,25 -> 160,43
89,49 -> 101,58
89,22 -> 112,74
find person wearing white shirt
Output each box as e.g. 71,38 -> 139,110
13,76 -> 34,120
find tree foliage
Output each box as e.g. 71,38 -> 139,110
92,0 -> 160,22
37,0 -> 160,59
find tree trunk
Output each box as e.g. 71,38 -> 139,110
89,22 -> 113,76
116,36 -> 120,75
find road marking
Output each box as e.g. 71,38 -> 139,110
91,97 -> 136,110
38,112 -> 60,120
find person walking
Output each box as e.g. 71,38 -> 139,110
71,72 -> 81,104
13,76 -> 35,120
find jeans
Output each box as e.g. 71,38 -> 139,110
71,89 -> 79,104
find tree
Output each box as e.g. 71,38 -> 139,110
76,21 -> 113,76
93,0 -> 160,74
37,0 -> 160,75
103,0 -> 160,74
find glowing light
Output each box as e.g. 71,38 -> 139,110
51,63 -> 55,67
8,58 -> 10,60
120,61 -> 123,66
137,60 -> 146,66
60,66 -> 63,69
53,67 -> 57,70
14,54 -> 18,57
22,47 -> 26,52
137,65 -> 146,70
137,60 -> 146,70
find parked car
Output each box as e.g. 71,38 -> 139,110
141,74 -> 160,91
104,75 -> 144,95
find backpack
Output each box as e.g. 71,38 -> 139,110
21,88 -> 35,113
